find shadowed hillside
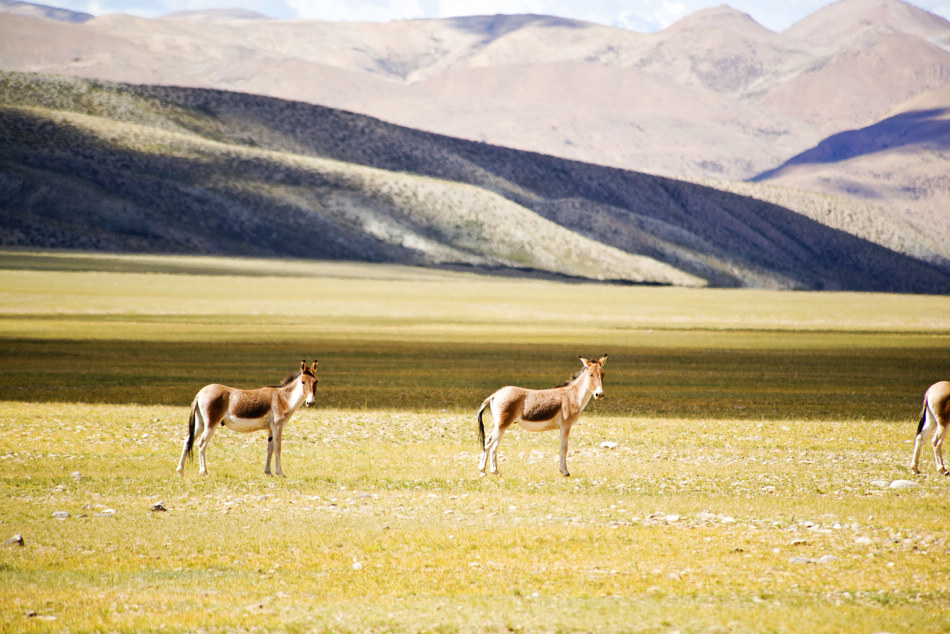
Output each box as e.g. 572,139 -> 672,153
2,72 -> 948,292
0,0 -> 90,22
2,0 -> 949,270
755,108 -> 950,173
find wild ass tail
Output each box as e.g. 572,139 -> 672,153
476,395 -> 493,449
916,388 -> 930,436
184,398 -> 198,461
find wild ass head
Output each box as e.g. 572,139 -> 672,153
300,359 -> 319,407
580,355 -> 607,400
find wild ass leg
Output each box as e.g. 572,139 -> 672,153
264,416 -> 276,476
481,417 -> 512,477
176,446 -> 188,476
264,421 -> 285,477
558,421 -> 573,477
177,403 -> 202,476
932,422 -> 949,475
478,431 -> 492,476
196,413 -> 219,477
911,414 -> 934,474
265,431 -> 274,476
480,426 -> 501,476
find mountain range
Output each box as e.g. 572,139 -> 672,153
0,0 -> 948,292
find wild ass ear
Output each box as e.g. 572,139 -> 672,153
579,356 -> 591,367
310,360 -> 319,373
300,360 -> 307,373
597,355 -> 608,366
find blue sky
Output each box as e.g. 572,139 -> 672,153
47,0 -> 950,33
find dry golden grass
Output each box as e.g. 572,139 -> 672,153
2,402 -> 949,632
1,251 -> 949,632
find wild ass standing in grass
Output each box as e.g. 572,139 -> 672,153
910,380 -> 950,475
177,360 -> 319,477
476,355 -> 607,477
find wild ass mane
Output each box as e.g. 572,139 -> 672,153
273,371 -> 301,388
557,367 -> 587,388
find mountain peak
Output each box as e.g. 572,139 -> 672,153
664,4 -> 771,35
785,0 -> 950,44
0,0 -> 91,23
161,9 -> 273,23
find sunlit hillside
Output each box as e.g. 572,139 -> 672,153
2,71 -> 949,292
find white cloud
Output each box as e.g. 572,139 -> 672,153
615,0 -> 690,31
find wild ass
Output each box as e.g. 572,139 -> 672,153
476,355 -> 607,477
177,360 -> 319,477
910,380 -> 950,475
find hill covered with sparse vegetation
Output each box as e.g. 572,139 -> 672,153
1,71 -> 948,292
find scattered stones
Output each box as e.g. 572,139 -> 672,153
5,534 -> 24,547
788,554 -> 837,565
869,480 -> 889,488
888,480 -> 918,490
151,503 -> 167,512
71,471 -> 83,481
855,537 -> 874,546
599,441 -> 619,449
94,508 -> 116,518
52,511 -> 70,520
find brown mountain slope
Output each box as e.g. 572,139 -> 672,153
784,0 -> 950,46
757,28 -> 950,136
1,1 -> 948,274
4,3 -> 946,180
2,72 -> 948,292
753,99 -> 950,267
0,0 -> 89,22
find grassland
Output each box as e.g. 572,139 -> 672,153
1,250 -> 949,633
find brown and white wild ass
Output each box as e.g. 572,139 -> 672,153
910,380 -> 950,475
476,355 -> 607,477
177,360 -> 319,477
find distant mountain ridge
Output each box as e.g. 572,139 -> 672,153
0,0 -> 90,22
2,72 -> 948,293
1,0 -> 948,291
0,0 -> 946,236
2,1 -> 946,173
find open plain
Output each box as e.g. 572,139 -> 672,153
1,250 -> 949,632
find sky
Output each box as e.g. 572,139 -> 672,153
46,0 -> 950,33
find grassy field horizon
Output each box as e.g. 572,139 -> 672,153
1,250 -> 949,632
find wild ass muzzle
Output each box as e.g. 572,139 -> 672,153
177,360 -> 319,477
476,355 -> 607,477
910,380 -> 950,475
